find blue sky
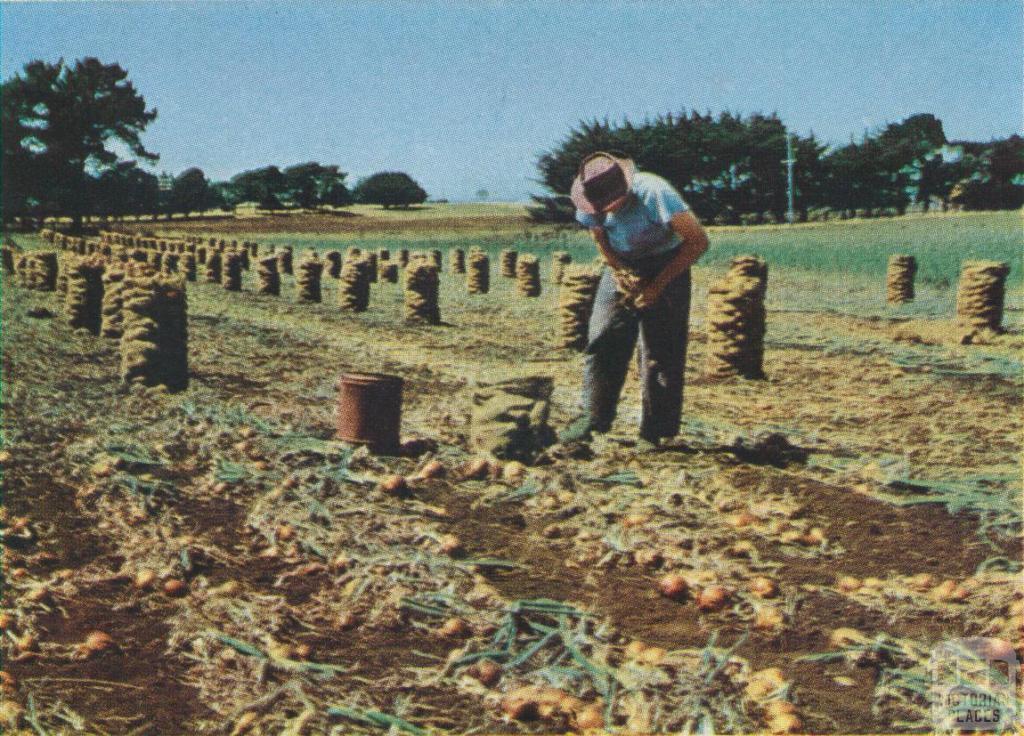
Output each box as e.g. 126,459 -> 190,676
2,1 -> 1020,201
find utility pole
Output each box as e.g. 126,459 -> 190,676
783,133 -> 796,224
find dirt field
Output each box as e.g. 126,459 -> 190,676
2,213 -> 1021,734
58,203 -> 535,237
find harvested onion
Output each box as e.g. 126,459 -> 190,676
379,475 -> 408,495
24,586 -> 49,604
828,627 -> 866,648
753,606 -> 784,631
133,569 -> 157,590
461,458 -> 490,480
266,642 -> 293,660
801,527 -> 826,545
768,712 -> 802,734
576,704 -> 604,730
907,572 -> 936,592
779,530 -> 803,545
210,580 -> 240,596
437,617 -> 470,639
0,700 -> 24,729
91,459 -> 118,478
336,611 -> 359,630
439,534 -> 463,555
696,586 -> 730,612
502,461 -> 526,482
745,667 -> 786,700
14,632 -> 37,653
634,549 -> 664,568
836,575 -> 862,593
638,645 -> 666,666
622,513 -> 651,528
729,540 -> 755,558
76,631 -> 114,657
163,578 -> 188,597
728,511 -> 759,528
624,640 -> 647,659
501,686 -> 544,721
931,579 -> 969,603
658,573 -> 689,601
416,460 -> 446,479
765,700 -> 796,718
501,696 -> 538,722
749,577 -> 778,598
230,711 -> 258,736
468,658 -> 501,687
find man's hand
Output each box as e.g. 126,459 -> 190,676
613,271 -> 666,311
632,280 -> 665,310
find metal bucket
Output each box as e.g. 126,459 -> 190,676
336,372 -> 403,453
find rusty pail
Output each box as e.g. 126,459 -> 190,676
336,372 -> 403,452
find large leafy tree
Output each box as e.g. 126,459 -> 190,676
1,57 -> 157,228
353,172 -> 427,208
168,167 -> 212,216
93,161 -> 160,220
876,113 -> 947,214
949,135 -> 1024,211
228,166 -> 286,209
282,162 -> 351,208
792,133 -> 829,219
535,111 -> 827,223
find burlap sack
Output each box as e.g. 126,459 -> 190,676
469,375 -> 555,462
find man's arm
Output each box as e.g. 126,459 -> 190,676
635,211 -> 708,307
591,227 -> 645,299
591,227 -> 627,271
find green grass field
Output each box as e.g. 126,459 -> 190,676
156,209 -> 1021,318
161,209 -> 1021,281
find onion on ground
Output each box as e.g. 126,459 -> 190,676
468,659 -> 501,687
696,586 -> 730,612
658,573 -> 689,601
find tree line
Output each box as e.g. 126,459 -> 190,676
3,57 -> 1020,229
532,112 -> 1023,224
2,58 -> 428,228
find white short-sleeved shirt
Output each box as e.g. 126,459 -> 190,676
575,171 -> 689,260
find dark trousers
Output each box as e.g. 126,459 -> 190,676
582,256 -> 691,441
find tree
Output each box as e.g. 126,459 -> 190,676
354,172 -> 427,208
168,167 -> 211,216
321,180 -> 353,207
1,57 -> 157,229
874,114 -> 947,214
534,111 -> 825,223
282,162 -> 351,209
208,182 -> 234,211
228,166 -> 286,209
93,161 -> 159,220
526,194 -> 575,223
2,78 -> 41,224
949,135 -> 1024,210
792,132 -> 828,220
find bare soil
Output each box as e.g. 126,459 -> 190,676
2,228 -> 1020,734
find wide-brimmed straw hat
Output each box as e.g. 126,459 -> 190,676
570,152 -> 635,215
